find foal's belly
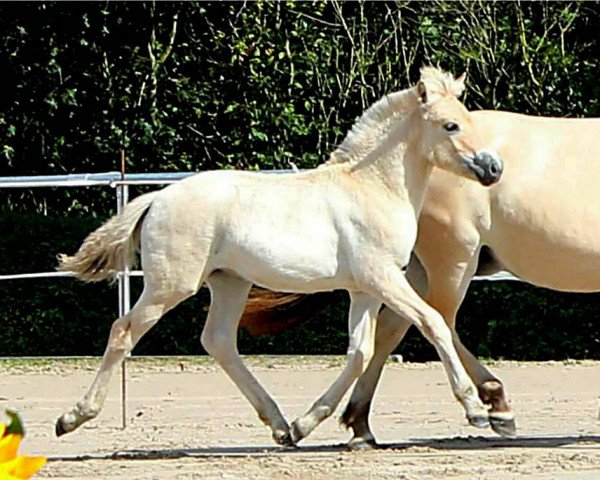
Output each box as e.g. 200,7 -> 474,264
212,236 -> 356,293
224,254 -> 354,293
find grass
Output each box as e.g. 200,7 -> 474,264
0,356 -> 598,375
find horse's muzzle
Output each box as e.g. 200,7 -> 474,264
469,151 -> 503,186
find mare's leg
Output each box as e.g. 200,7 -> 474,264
452,334 -> 514,436
422,243 -> 515,437
201,272 -> 293,446
290,292 -> 381,443
343,246 -> 515,448
56,282 -> 198,435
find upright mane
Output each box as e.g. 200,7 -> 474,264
326,66 -> 462,166
326,88 -> 418,166
419,66 -> 465,101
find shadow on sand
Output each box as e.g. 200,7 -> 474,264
49,434 -> 600,462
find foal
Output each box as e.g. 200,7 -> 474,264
56,67 -> 502,446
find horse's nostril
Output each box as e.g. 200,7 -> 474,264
490,164 -> 498,175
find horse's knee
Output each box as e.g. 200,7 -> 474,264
347,349 -> 373,378
418,311 -> 453,346
107,318 -> 133,353
201,327 -> 233,361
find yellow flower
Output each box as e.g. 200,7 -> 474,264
0,413 -> 46,480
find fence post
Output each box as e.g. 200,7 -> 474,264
117,151 -> 131,430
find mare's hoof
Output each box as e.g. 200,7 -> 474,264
490,414 -> 517,438
347,437 -> 378,451
467,414 -> 490,429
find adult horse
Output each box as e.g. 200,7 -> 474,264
242,106 -> 600,448
54,67 -> 502,446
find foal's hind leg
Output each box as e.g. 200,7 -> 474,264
201,272 -> 293,446
55,285 -> 196,436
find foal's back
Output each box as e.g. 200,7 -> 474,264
142,167 -> 403,294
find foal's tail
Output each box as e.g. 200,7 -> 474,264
240,289 -> 337,335
58,191 -> 160,282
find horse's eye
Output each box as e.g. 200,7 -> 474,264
443,122 -> 460,133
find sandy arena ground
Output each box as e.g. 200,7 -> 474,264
1,357 -> 599,479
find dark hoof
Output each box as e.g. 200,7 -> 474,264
490,414 -> 517,439
347,437 -> 378,451
274,431 -> 296,448
55,419 -> 68,437
468,415 -> 490,429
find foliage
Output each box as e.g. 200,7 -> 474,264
2,1 -> 599,212
0,1 -> 599,358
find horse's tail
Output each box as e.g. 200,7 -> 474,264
58,191 -> 160,282
240,289 -> 338,336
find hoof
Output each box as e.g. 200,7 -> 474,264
55,418 -> 68,437
290,420 -> 308,445
467,414 -> 490,429
347,437 -> 378,451
490,413 -> 517,439
274,431 -> 296,448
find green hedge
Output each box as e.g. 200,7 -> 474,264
1,212 -> 598,359
1,2 -> 600,358
2,2 -> 600,214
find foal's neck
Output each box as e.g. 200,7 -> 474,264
347,113 -> 433,215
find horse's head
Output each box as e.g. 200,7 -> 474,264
416,67 -> 503,186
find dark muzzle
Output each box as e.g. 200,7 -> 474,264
471,151 -> 503,186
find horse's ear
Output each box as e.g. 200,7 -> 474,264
451,72 -> 467,97
417,81 -> 428,104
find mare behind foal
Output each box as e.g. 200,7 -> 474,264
340,109 -> 600,447
244,107 -> 600,448
55,67 -> 502,446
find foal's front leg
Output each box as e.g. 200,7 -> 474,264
366,268 -> 489,429
290,292 -> 381,443
343,253 -> 515,448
